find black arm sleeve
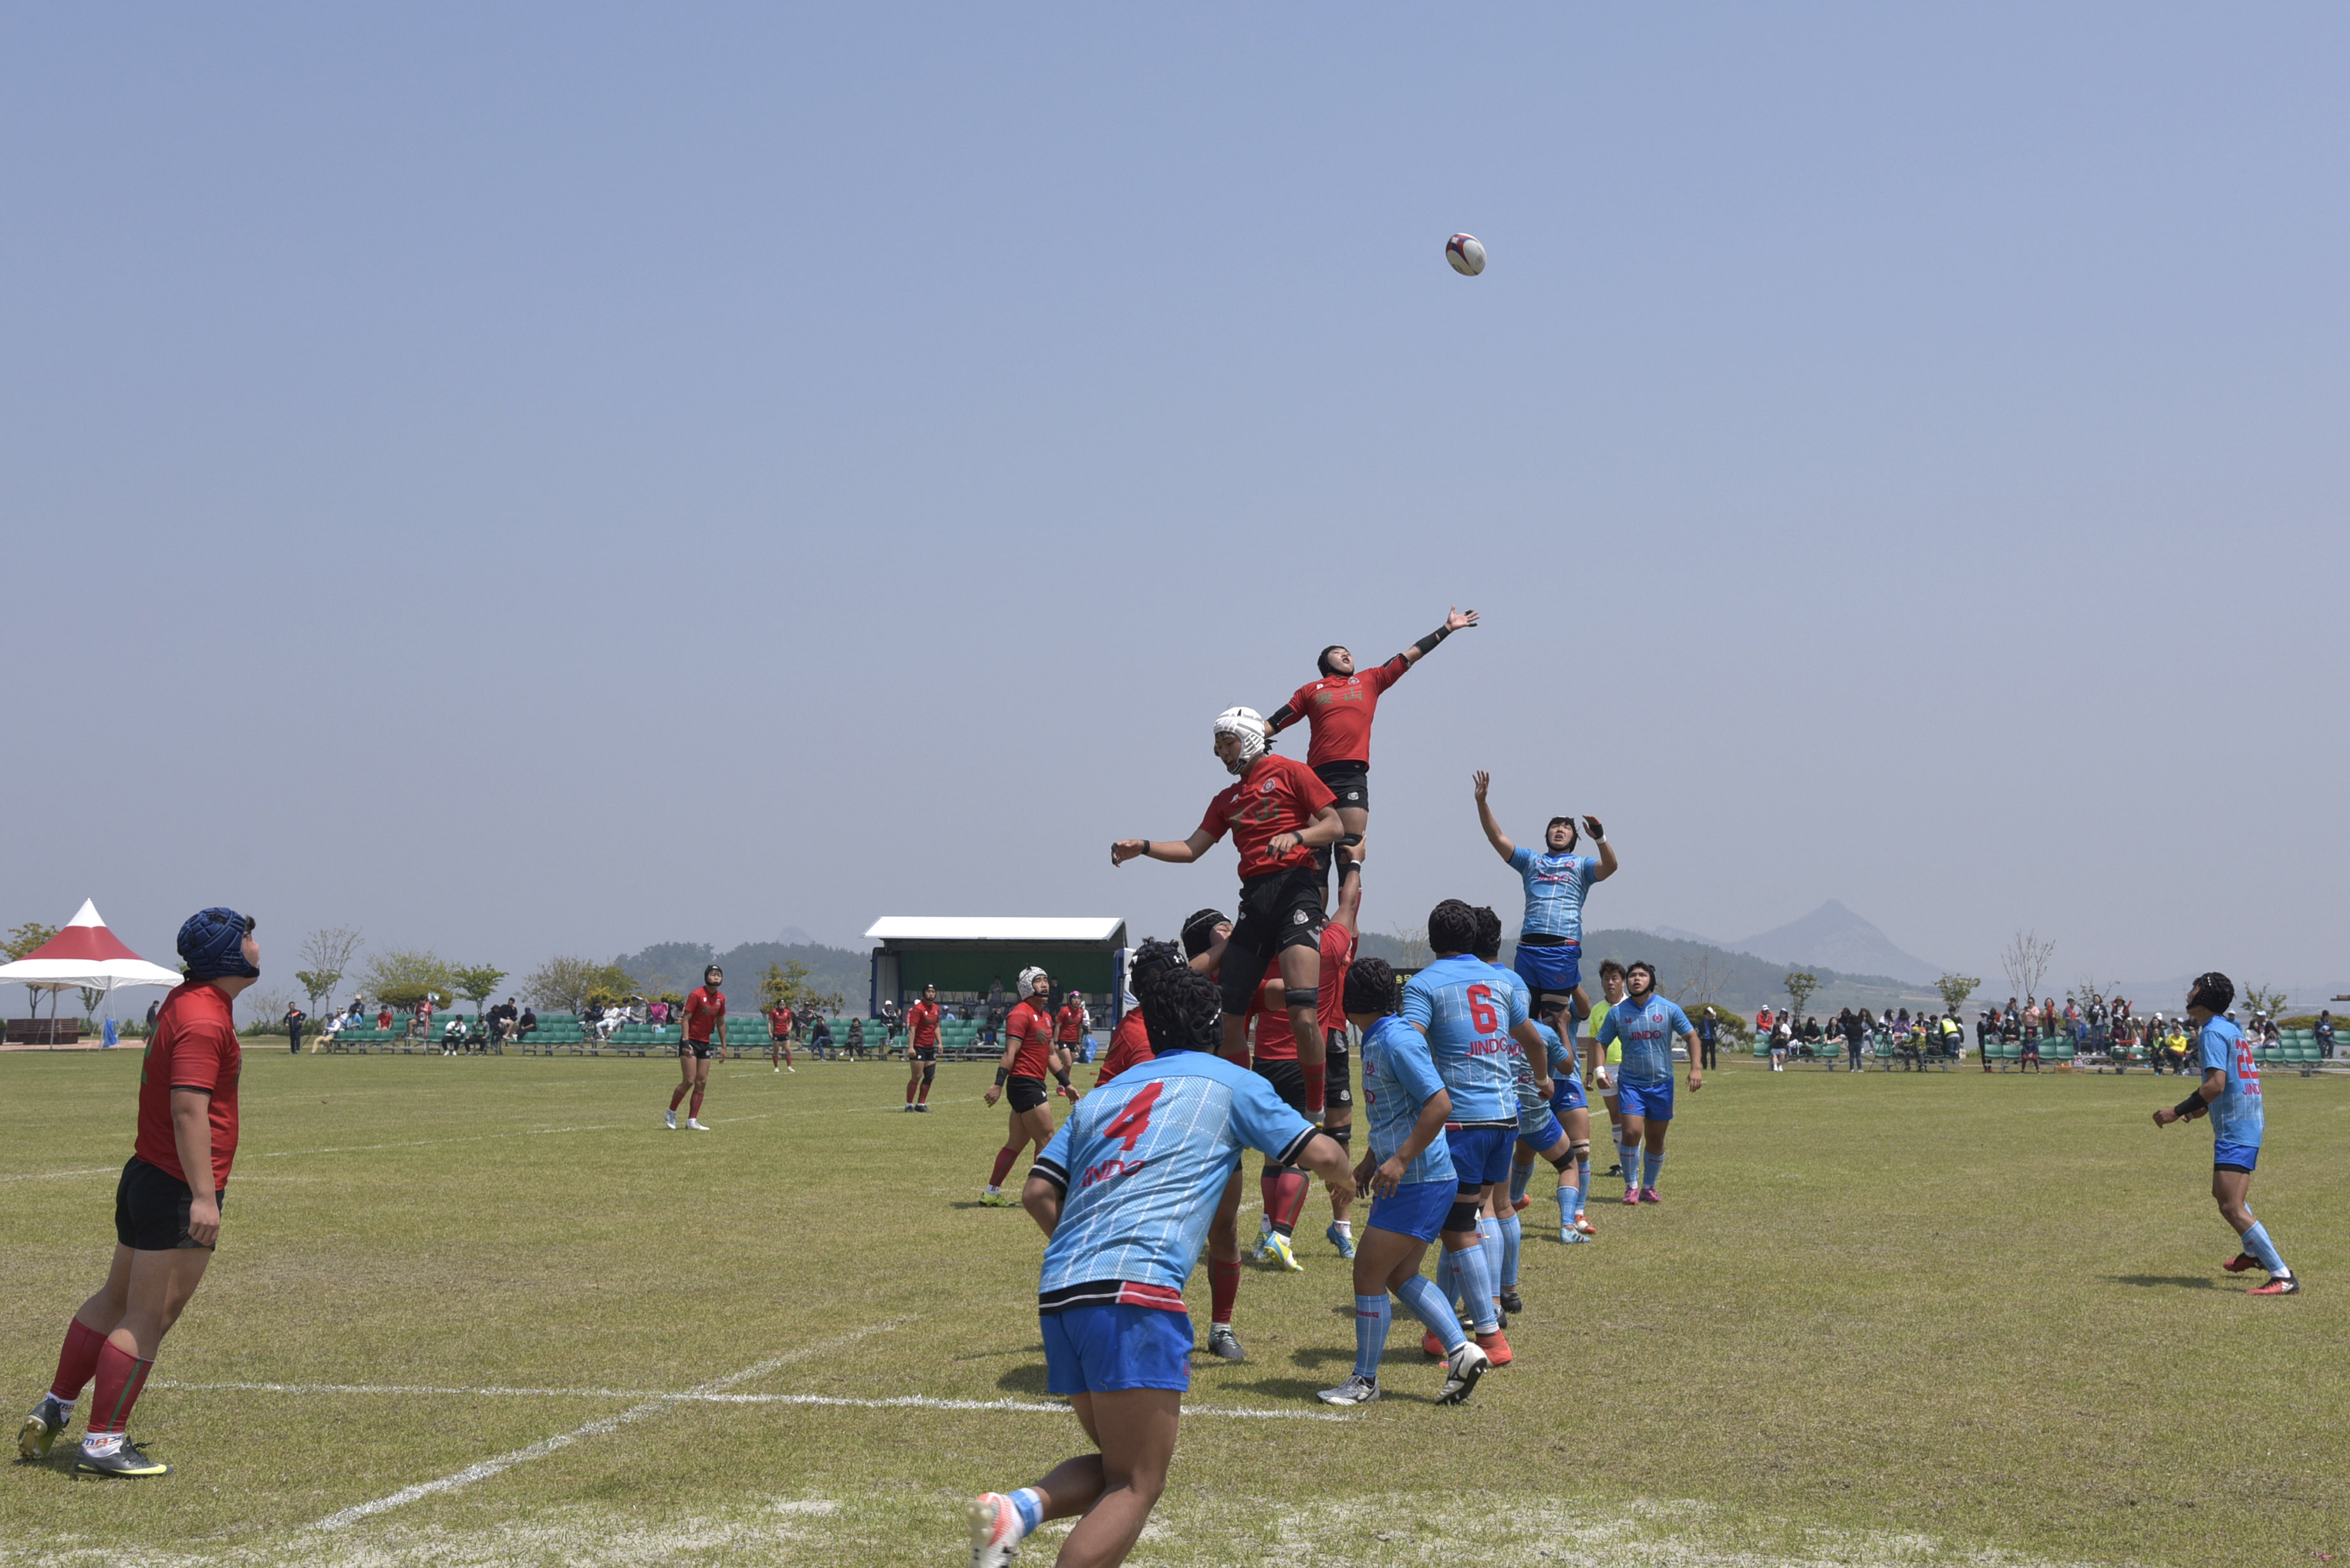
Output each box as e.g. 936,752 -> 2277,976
1268,704 -> 1300,732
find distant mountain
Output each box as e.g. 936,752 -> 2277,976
1731,901 -> 1943,986
614,939 -> 869,1011
1644,924 -> 1725,947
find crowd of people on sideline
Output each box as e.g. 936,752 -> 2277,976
1748,997 -> 2337,1073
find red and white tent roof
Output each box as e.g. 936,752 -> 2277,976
0,900 -> 184,993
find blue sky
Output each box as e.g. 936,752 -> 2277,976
5,4 -> 2345,1007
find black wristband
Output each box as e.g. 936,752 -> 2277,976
2173,1093 -> 2204,1119
1412,624 -> 1450,657
995,1067 -> 1010,1086
1054,1069 -> 1072,1087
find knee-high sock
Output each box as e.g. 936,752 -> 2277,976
49,1318 -> 105,1403
1352,1293 -> 1390,1380
1642,1149 -> 1665,1191
906,1079 -> 917,1104
1208,1258 -> 1241,1325
1575,1154 -> 1591,1215
1621,1140 -> 1641,1189
988,1145 -> 1020,1188
1301,1060 -> 1326,1119
1449,1241 -> 1499,1334
1508,1160 -> 1534,1206
87,1339 -> 153,1436
669,1083 -> 689,1110
2240,1219 -> 2289,1276
1395,1274 -> 1467,1353
915,1074 -> 930,1103
1556,1175 -> 1577,1225
1260,1169 -> 1282,1222
688,1088 -> 704,1120
1499,1211 -> 1522,1287
1478,1216 -> 1503,1297
1434,1245 -> 1457,1311
1272,1169 -> 1311,1233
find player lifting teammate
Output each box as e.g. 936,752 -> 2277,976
904,983 -> 943,1112
966,943 -> 1353,1568
1596,960 -> 1701,1203
981,969 -> 1065,1205
666,965 -> 727,1131
1262,605 -> 1478,880
2151,971 -> 2299,1295
1111,707 -> 1344,1120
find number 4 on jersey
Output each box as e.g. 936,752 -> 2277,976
1101,1080 -> 1166,1151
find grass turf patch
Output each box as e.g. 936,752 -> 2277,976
1,1049 -> 2341,1566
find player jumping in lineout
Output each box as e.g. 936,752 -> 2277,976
1472,769 -> 1614,1064
1261,605 -> 1478,881
2151,971 -> 2299,1295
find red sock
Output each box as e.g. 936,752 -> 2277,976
906,1082 -> 916,1104
1274,1169 -> 1311,1230
50,1318 -> 105,1403
917,1079 -> 932,1104
669,1085 -> 688,1111
1301,1060 -> 1326,1119
989,1145 -> 1020,1187
1208,1259 -> 1241,1325
87,1339 -> 153,1436
1259,1171 -> 1282,1219
688,1089 -> 704,1120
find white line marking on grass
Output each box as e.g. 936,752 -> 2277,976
157,1380 -> 1347,1422
258,1124 -> 626,1158
0,1167 -> 119,1182
305,1316 -> 916,1532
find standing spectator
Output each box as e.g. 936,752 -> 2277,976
283,1002 -> 305,1057
1842,1007 -> 1865,1073
1694,1006 -> 1718,1070
143,999 -> 160,1030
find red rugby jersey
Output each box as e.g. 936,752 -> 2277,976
1005,999 -> 1054,1078
1054,1003 -> 1086,1044
906,999 -> 941,1048
1198,755 -> 1337,879
1094,1008 -> 1153,1086
684,986 -> 726,1043
1317,922 -> 1356,1034
1274,656 -> 1408,767
135,981 -> 242,1190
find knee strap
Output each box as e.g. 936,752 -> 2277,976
1444,1200 -> 1482,1233
1284,986 -> 1318,1010
1337,833 -> 1363,848
921,1064 -> 936,1085
1323,1120 -> 1351,1149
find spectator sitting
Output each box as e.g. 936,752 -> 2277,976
809,1015 -> 835,1060
2317,1011 -> 2336,1059
518,1005 -> 538,1038
648,997 -> 671,1025
847,1017 -> 867,1060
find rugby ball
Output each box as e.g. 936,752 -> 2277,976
1445,234 -> 1486,276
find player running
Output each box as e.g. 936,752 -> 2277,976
1246,854 -> 1365,1267
1111,708 -> 1345,1119
2152,971 -> 2299,1295
1261,606 -> 1478,877
666,965 -> 728,1131
981,970 -> 1063,1206
966,947 -> 1353,1568
1471,771 -> 1615,1030
1596,961 -> 1702,1203
1403,899 -> 1549,1368
1317,955 -> 1492,1407
19,908 -> 257,1477
904,983 -> 943,1112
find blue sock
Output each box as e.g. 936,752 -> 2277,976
1620,1140 -> 1640,1187
1643,1149 -> 1665,1191
1575,1155 -> 1589,1214
1352,1293 -> 1390,1380
1395,1274 -> 1467,1352
1433,1246 -> 1457,1311
1010,1486 -> 1045,1535
1500,1211 -> 1522,1287
1450,1241 -> 1499,1333
1556,1178 -> 1575,1226
1478,1216 -> 1504,1302
1508,1160 -> 1533,1206
2241,1220 -> 2289,1276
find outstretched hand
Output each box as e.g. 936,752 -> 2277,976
1111,840 -> 1148,866
1446,607 -> 1480,633
1472,769 -> 1490,801
1581,814 -> 1605,841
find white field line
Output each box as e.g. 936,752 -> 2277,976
305,1316 -> 916,1532
162,1378 -> 1348,1424
0,1167 -> 118,1182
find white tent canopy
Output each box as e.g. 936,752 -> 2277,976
0,900 -> 183,1012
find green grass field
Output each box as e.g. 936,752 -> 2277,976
2,1046 -> 2342,1567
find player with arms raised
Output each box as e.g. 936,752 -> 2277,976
1111,709 -> 1344,1119
1596,960 -> 1701,1204
1263,606 -> 1478,876
2152,971 -> 2299,1295
1471,770 -> 1614,1039
966,944 -> 1354,1568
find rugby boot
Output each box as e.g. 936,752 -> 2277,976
73,1438 -> 169,1477
1436,1340 -> 1490,1405
18,1396 -> 70,1461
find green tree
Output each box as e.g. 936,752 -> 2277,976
1936,974 -> 1983,1016
524,956 -> 636,1014
1784,970 -> 1820,1022
759,960 -> 842,1016
2243,983 -> 2291,1020
453,964 -> 509,1016
296,926 -> 363,1013
362,948 -> 457,1010
3,922 -> 58,961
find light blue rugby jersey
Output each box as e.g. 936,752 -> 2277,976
1400,953 -> 1526,1126
1598,994 -> 1692,1087
1032,1051 -> 1315,1311
1509,847 -> 1600,942
2196,1016 -> 2264,1148
1360,1014 -> 1455,1186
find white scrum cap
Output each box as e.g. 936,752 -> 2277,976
1213,706 -> 1267,773
1019,965 -> 1049,994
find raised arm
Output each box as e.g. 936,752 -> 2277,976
1473,771 -> 1515,861
1584,816 -> 1618,882
1112,827 -> 1218,866
1331,855 -> 1364,940
1398,605 -> 1478,667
